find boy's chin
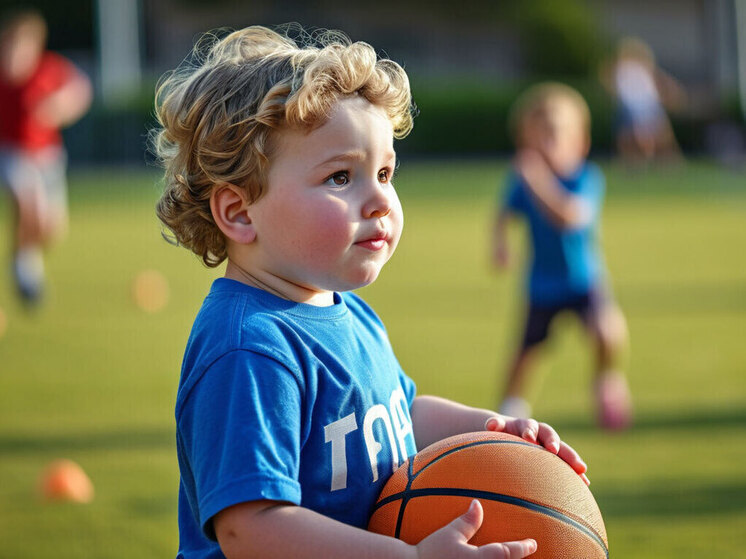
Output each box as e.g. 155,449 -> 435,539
549,158 -> 584,178
327,269 -> 383,293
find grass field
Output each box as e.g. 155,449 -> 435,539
0,158 -> 744,558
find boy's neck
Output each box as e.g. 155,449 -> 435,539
224,259 -> 335,307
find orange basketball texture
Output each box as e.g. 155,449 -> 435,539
368,431 -> 608,558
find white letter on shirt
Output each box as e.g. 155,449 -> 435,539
389,388 -> 415,461
324,412 -> 358,491
362,404 -> 399,483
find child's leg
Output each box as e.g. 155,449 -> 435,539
1,151 -> 49,304
499,345 -> 539,418
36,148 -> 70,245
586,298 -> 632,430
13,187 -> 48,304
654,117 -> 683,163
589,300 -> 628,371
498,304 -> 554,418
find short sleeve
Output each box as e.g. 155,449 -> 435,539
39,52 -> 77,90
177,350 -> 304,540
501,171 -> 527,214
575,165 -> 605,222
398,368 -> 417,407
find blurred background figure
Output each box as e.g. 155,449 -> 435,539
492,83 -> 632,431
601,36 -> 687,167
0,9 -> 92,306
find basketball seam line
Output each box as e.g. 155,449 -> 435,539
413,438 -> 600,536
393,458 -> 416,539
388,487 -> 609,558
377,440 -> 538,518
412,440 -> 538,480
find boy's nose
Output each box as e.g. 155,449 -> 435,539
368,205 -> 391,219
362,183 -> 393,219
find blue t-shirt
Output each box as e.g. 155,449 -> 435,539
175,279 -> 418,558
502,162 -> 606,306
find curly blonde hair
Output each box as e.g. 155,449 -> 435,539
152,25 -> 415,267
508,82 -> 591,148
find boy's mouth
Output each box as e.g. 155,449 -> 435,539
355,231 -> 389,251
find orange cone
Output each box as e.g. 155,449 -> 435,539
39,459 -> 94,503
131,269 -> 170,313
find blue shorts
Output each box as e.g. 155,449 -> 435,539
520,287 -> 607,349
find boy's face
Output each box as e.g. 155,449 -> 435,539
245,95 -> 402,299
0,24 -> 44,82
523,98 -> 589,177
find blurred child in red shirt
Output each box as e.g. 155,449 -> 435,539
0,9 -> 91,304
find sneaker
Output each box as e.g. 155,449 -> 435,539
595,372 -> 633,431
12,248 -> 45,306
498,396 -> 532,419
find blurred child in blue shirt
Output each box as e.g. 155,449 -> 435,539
492,82 -> 632,430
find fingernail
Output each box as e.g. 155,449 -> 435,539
528,539 -> 537,553
581,473 -> 591,486
485,418 -> 497,430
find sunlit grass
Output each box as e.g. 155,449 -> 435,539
0,159 -> 744,557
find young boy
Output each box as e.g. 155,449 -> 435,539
492,83 -> 632,430
155,27 -> 588,559
0,9 -> 92,304
600,37 -> 685,167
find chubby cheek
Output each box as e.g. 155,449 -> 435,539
390,195 -> 404,243
284,196 -> 353,265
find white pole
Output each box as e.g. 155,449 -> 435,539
96,0 -> 142,106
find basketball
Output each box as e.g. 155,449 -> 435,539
368,431 -> 608,558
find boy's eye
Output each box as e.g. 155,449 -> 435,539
326,171 -> 349,186
379,167 -> 396,183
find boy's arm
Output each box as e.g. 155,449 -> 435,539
33,67 -> 92,129
215,498 -> 537,559
654,68 -> 687,111
410,395 -> 588,482
491,207 -> 512,269
514,150 -> 592,229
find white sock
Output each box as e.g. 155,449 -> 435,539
499,396 -> 532,419
13,247 -> 45,287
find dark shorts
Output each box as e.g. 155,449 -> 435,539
520,287 -> 607,349
616,102 -> 666,136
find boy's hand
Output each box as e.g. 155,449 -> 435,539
416,499 -> 537,558
484,415 -> 590,486
513,149 -> 553,191
492,239 -> 510,270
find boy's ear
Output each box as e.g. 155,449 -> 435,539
210,183 -> 256,244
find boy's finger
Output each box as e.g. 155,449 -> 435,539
535,422 -> 560,454
482,538 -> 538,558
520,419 -> 539,442
447,499 -> 483,543
557,441 -> 588,475
485,416 -> 506,432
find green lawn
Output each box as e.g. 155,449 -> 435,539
0,159 -> 744,557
